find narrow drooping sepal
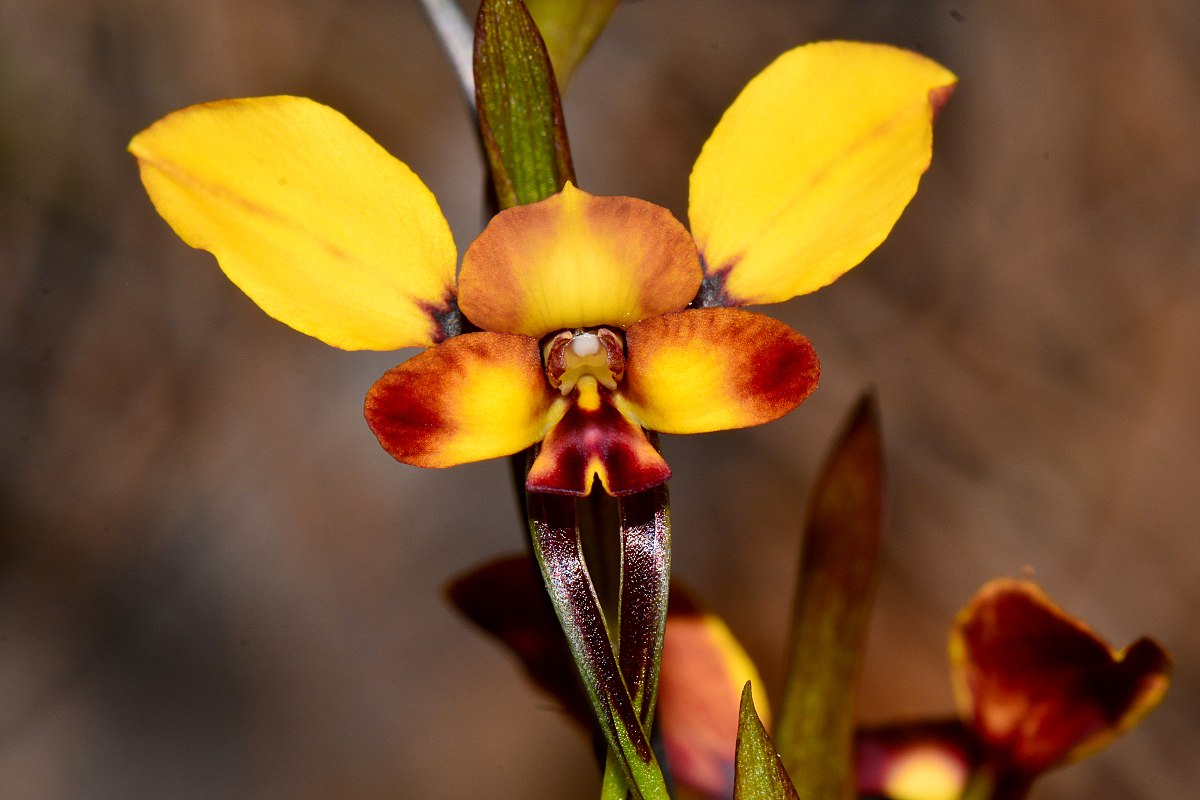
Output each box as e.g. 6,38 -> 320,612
950,579 -> 1171,777
523,0 -> 620,88
733,683 -> 801,800
129,96 -> 460,349
459,183 -> 702,337
474,0 -> 575,209
659,590 -> 769,800
776,393 -> 884,800
526,384 -> 671,496
617,482 -> 672,725
855,720 -> 976,800
616,308 -> 819,434
526,491 -> 670,799
689,42 -> 956,307
365,331 -> 565,468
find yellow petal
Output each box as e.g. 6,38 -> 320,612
458,182 -> 701,336
365,332 -> 566,467
129,96 -> 458,350
615,308 -> 819,434
689,41 -> 956,306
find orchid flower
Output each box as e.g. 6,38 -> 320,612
664,579 -> 1170,800
129,41 -> 954,496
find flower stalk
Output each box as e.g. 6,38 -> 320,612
474,3 -> 672,795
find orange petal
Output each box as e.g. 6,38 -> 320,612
365,332 -> 565,467
659,590 -> 768,799
615,308 -> 819,434
526,381 -> 670,496
458,182 -> 702,336
949,579 -> 1171,776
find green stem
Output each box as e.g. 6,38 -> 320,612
600,753 -> 629,800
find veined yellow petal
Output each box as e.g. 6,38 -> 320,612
130,96 -> 458,350
616,308 -> 819,434
458,183 -> 701,337
689,41 -> 956,306
365,332 -> 566,467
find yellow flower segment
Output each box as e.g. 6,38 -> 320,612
128,41 -> 956,496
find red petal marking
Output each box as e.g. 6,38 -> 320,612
526,386 -> 670,496
953,579 -> 1171,776
928,83 -> 957,122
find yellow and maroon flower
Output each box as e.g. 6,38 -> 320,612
857,580 -> 1171,800
128,41 -> 955,495
654,580 -> 1169,800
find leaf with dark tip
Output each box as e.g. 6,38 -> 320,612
775,392 -> 885,799
524,0 -> 620,87
734,683 -> 800,800
526,488 -> 670,800
474,0 -> 576,209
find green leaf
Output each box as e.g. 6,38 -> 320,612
526,489 -> 670,800
775,392 -> 885,799
474,0 -> 576,209
524,0 -> 620,87
734,683 -> 801,800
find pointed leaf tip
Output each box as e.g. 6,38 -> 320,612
776,389 -> 884,799
659,587 -> 768,799
734,683 -> 800,800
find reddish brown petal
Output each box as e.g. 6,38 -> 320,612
364,332 -> 565,468
950,579 -> 1171,776
526,385 -> 670,496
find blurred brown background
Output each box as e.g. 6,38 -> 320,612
2,0 -> 1198,797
